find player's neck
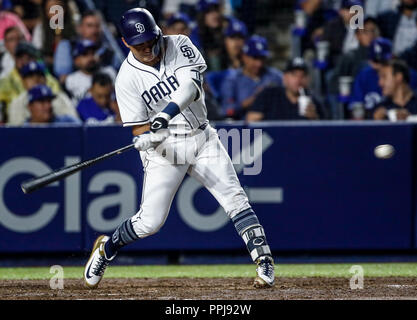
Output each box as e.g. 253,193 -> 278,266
129,37 -> 165,67
132,52 -> 161,67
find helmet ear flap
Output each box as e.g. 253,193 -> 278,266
152,29 -> 164,57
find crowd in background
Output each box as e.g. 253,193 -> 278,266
294,0 -> 417,121
0,0 -> 416,126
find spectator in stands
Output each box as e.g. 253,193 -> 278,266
31,0 -> 77,69
25,84 -> 80,124
0,26 -> 23,78
8,61 -> 77,125
400,39 -> 417,70
320,0 -> 363,67
0,42 -> 60,117
365,0 -> 396,18
296,0 -> 341,54
203,17 -> 247,104
65,39 -> 117,105
326,17 -> 380,118
53,9 -> 118,84
330,17 -> 380,88
246,57 -> 323,122
222,17 -> 248,69
190,0 -> 226,71
0,3 -> 31,42
161,0 -> 228,20
76,73 -> 120,124
220,35 -> 283,120
12,0 -> 41,36
163,12 -> 192,36
349,37 -> 417,118
373,59 -> 417,120
203,17 -> 248,103
376,0 -> 417,56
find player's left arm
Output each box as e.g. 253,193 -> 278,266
150,35 -> 206,133
150,65 -> 204,132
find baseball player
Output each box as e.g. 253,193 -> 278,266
84,8 -> 275,289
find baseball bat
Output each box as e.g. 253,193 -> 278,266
21,143 -> 135,194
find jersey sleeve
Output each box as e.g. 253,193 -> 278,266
173,35 -> 207,74
115,66 -> 150,127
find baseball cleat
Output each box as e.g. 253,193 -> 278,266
84,235 -> 114,289
254,255 -> 275,288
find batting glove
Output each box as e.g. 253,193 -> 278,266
133,134 -> 154,151
150,112 -> 170,133
133,130 -> 170,151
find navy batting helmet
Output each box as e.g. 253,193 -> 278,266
119,8 -> 162,46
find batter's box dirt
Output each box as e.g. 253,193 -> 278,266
0,277 -> 417,300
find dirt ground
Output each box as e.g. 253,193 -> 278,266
0,277 -> 417,300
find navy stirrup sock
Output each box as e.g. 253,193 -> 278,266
232,208 -> 272,262
104,218 -> 139,259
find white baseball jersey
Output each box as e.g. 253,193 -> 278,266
114,34 -> 252,243
115,35 -> 208,134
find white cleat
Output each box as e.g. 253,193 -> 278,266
254,255 -> 275,288
84,235 -> 114,289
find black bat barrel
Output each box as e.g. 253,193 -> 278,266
21,143 -> 135,194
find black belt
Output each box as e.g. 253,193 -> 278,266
172,123 -> 208,137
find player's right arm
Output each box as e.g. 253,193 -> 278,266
115,65 -> 166,151
132,123 -> 150,136
115,63 -> 150,130
131,123 -> 165,151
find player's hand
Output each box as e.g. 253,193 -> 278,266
133,130 -> 170,151
150,129 -> 170,143
133,134 -> 156,151
150,112 -> 170,133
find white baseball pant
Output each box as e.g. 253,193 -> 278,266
130,124 -> 252,238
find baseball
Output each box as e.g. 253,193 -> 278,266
374,144 -> 395,159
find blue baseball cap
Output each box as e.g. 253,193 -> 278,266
20,61 -> 46,77
368,37 -> 392,63
242,35 -> 269,58
197,0 -> 220,12
166,12 -> 191,27
224,18 -> 248,38
28,85 -> 56,104
341,0 -> 363,8
72,39 -> 98,57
